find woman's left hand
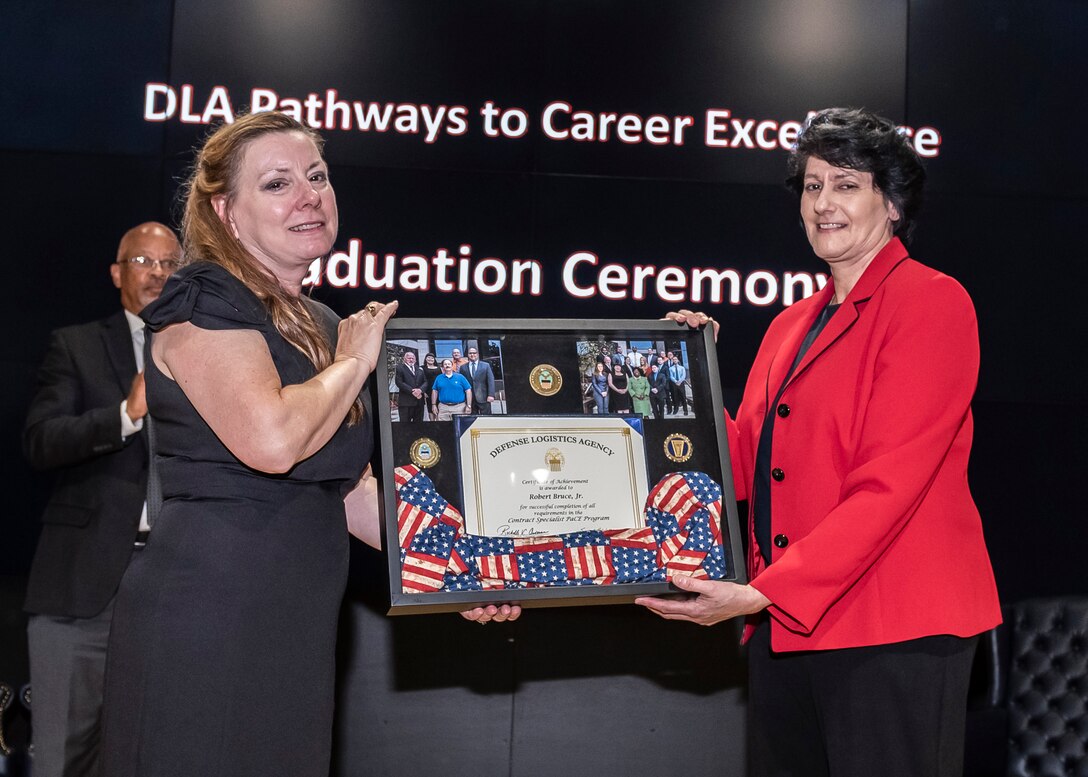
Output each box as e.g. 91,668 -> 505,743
665,310 -> 719,342
635,576 -> 770,626
460,603 -> 522,624
344,465 -> 380,549
336,300 -> 399,372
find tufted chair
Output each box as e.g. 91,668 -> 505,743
0,682 -> 12,758
0,681 -> 16,776
966,596 -> 1088,777
0,683 -> 29,777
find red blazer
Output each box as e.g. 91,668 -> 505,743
728,238 -> 1001,652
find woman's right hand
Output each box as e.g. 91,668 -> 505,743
665,310 -> 719,342
461,603 -> 522,624
335,301 -> 399,373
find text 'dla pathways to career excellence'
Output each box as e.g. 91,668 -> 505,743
143,84 -> 943,157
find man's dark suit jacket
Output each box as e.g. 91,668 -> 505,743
394,361 -> 428,408
459,360 -> 496,404
650,367 -> 670,406
23,310 -> 146,619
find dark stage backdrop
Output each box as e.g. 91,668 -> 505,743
2,1 -> 1085,774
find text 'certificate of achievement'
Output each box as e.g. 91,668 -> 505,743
456,416 -> 650,538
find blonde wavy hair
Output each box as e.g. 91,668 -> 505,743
181,111 -> 362,423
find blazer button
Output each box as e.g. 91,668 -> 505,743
776,403 -> 790,418
774,534 -> 789,548
771,467 -> 785,481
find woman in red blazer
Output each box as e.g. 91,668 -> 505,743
638,108 -> 1001,777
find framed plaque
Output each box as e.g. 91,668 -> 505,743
376,319 -> 746,614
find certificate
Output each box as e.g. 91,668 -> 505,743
375,318 -> 746,614
456,415 -> 650,537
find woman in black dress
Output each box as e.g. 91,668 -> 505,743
607,361 -> 631,413
99,112 -> 515,777
421,352 -> 442,419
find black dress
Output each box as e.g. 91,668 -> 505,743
100,263 -> 372,777
608,373 -> 632,412
422,362 -> 442,391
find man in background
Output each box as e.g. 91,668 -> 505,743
459,346 -> 495,414
667,354 -> 689,416
394,351 -> 427,422
662,352 -> 676,414
22,222 -> 180,777
431,358 -> 472,420
650,362 -> 669,420
614,344 -> 630,375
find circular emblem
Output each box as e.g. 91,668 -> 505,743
663,433 -> 693,463
529,364 -> 563,396
545,448 -> 565,472
409,437 -> 441,468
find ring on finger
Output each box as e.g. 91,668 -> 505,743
365,302 -> 379,316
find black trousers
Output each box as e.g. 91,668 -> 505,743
651,391 -> 667,419
669,382 -> 689,413
400,402 -> 424,422
747,620 -> 978,777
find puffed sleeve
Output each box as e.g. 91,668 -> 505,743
141,262 -> 269,333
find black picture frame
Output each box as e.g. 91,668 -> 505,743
376,318 -> 746,614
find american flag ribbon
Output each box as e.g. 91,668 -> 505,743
394,465 -> 727,593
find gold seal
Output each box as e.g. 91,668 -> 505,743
663,433 -> 693,463
545,448 -> 565,472
409,437 -> 441,468
529,364 -> 563,396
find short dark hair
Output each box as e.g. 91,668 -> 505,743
785,108 -> 926,240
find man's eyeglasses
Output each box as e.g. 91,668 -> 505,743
117,256 -> 181,272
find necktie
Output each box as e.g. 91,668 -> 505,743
133,326 -> 145,372
135,324 -> 159,530
471,363 -> 476,378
